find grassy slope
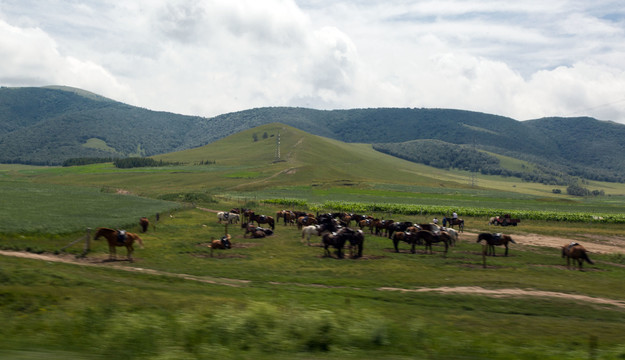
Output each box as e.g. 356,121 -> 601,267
2,208 -> 625,359
3,123 -> 625,358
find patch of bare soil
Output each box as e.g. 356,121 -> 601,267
378,286 -> 625,309
459,231 -> 625,254
0,250 -> 249,287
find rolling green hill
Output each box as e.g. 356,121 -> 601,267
2,86 -> 625,184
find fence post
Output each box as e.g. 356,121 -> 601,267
81,228 -> 91,257
482,244 -> 487,268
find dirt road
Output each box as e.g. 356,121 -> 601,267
2,229 -> 625,309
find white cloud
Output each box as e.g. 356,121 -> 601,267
0,20 -> 133,102
1,0 -> 625,123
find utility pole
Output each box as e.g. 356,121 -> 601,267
274,132 -> 281,162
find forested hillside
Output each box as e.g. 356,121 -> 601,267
1,86 -> 625,184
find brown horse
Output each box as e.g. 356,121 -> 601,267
562,243 -> 594,270
94,227 -> 144,262
243,223 -> 273,238
443,217 -> 464,232
416,230 -> 449,255
358,218 -> 375,233
248,213 -> 275,230
210,235 -> 232,249
297,215 -> 317,229
283,211 -> 296,226
391,230 -> 419,253
139,217 -> 149,232
477,233 -> 515,256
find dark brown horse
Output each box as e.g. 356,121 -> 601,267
322,227 -> 364,259
248,213 -> 275,230
94,227 -> 143,262
562,243 -> 594,270
139,217 -> 149,232
443,217 -> 464,232
477,233 -> 515,256
416,230 -> 449,255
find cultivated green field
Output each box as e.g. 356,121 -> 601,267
2,124 -> 625,359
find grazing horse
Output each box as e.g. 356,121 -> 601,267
416,230 -> 449,255
477,233 -> 515,256
392,230 -> 419,254
94,227 -> 143,262
562,243 -> 594,270
283,211 -> 296,225
276,210 -> 285,224
139,217 -> 149,232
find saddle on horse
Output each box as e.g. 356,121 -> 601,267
117,230 -> 127,244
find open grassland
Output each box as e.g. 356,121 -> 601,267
3,123 -> 625,358
0,179 -> 178,235
2,207 -> 625,360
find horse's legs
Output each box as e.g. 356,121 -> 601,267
127,245 -> 134,262
504,245 -> 509,257
109,244 -> 116,260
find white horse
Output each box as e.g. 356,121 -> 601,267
441,227 -> 458,246
301,225 -> 322,246
217,212 -> 240,224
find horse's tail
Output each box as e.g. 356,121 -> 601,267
135,235 -> 144,249
561,246 -> 567,258
509,237 -> 516,244
583,251 -> 594,264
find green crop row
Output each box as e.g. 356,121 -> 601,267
265,198 -> 625,223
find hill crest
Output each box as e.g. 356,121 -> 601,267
1,86 -> 625,184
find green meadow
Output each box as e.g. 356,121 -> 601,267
2,123 -> 625,359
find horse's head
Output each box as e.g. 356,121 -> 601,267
94,227 -> 113,240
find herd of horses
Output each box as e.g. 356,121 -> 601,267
91,210 -> 596,270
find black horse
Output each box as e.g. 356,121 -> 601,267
387,221 -> 414,239
322,227 -> 364,259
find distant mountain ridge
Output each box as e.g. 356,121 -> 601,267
1,86 -> 625,183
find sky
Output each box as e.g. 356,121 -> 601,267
1,0 -> 625,123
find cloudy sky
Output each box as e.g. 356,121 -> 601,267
2,1 -> 625,123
